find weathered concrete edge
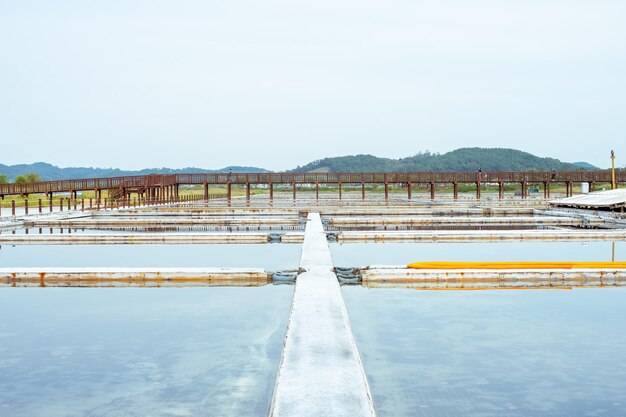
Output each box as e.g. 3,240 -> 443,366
0,233 -> 271,244
0,267 -> 270,287
360,267 -> 626,289
338,230 -> 626,242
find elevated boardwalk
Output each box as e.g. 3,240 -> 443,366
2,171 -> 623,201
270,213 -> 376,417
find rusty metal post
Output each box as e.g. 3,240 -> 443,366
292,182 -> 297,202
269,183 -> 274,202
74,198 -> 77,210
543,182 -> 547,199
89,198 -> 93,209
316,181 -> 319,202
453,182 -> 459,200
60,199 -> 64,212
24,199 -> 28,215
407,182 -> 412,200
38,199 -> 42,213
246,182 -> 251,205
203,183 -> 208,201
11,200 -> 15,216
546,182 -> 550,198
384,182 -> 389,201
338,182 -> 342,200
361,181 -> 365,200
567,181 -> 574,197
476,182 -> 481,200
67,198 -> 71,210
49,198 -> 53,212
81,198 -> 84,211
498,182 -> 504,199
521,182 -> 527,199
430,182 -> 435,200
227,183 -> 232,205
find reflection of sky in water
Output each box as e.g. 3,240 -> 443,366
331,241 -> 626,266
343,287 -> 626,417
0,287 -> 292,417
0,244 -> 301,270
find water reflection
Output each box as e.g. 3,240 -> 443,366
0,244 -> 300,270
343,287 -> 626,417
0,286 -> 292,417
331,241 -> 625,267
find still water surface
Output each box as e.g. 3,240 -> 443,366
343,287 -> 626,417
331,241 -> 625,266
0,244 -> 301,270
0,286 -> 292,417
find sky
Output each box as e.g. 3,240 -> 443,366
1,0 -> 625,170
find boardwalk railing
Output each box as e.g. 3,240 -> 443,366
1,171 -> 624,202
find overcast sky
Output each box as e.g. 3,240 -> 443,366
1,0 -> 624,170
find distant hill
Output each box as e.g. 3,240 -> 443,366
292,148 -> 598,172
0,148 -> 599,181
0,162 -> 268,181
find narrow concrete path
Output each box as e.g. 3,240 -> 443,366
269,213 -> 376,417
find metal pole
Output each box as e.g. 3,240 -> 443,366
611,150 -> 616,189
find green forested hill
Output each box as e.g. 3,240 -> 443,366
0,162 -> 268,182
0,148 -> 597,181
292,148 -> 596,172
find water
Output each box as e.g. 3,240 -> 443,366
331,241 -> 625,267
0,244 -> 301,270
0,286 -> 292,417
343,286 -> 626,417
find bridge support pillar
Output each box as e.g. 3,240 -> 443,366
498,182 -> 504,199
407,182 -> 412,200
338,182 -> 342,200
361,182 -> 365,200
269,183 -> 274,203
430,182 -> 435,200
476,182 -> 481,199
316,181 -> 319,202
521,182 -> 527,199
227,183 -> 232,205
203,183 -> 208,201
384,182 -> 388,201
246,183 -> 251,205
566,181 -> 573,197
292,182 -> 296,202
453,182 -> 458,200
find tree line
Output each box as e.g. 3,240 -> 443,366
0,172 -> 42,184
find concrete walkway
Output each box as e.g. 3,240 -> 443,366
269,213 -> 377,417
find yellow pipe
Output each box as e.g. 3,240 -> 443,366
407,261 -> 626,269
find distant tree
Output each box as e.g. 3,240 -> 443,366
14,172 -> 41,183
0,174 -> 8,184
25,172 -> 41,182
